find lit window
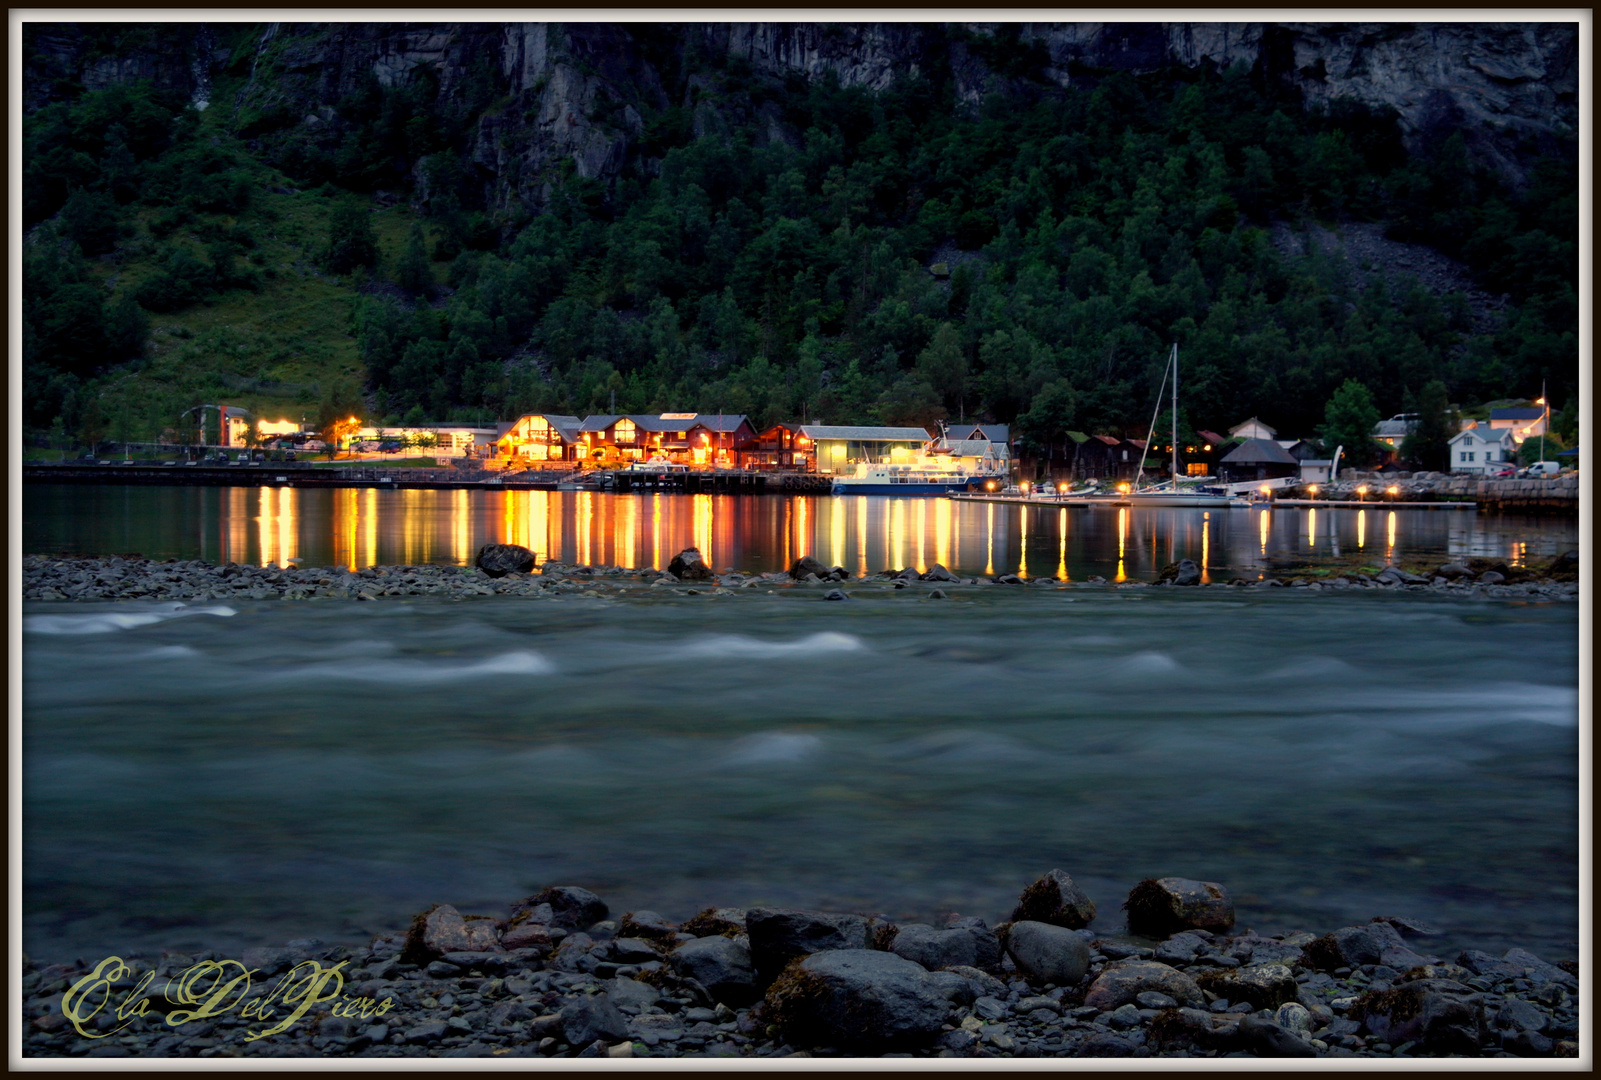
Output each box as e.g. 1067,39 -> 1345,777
615,419 -> 636,444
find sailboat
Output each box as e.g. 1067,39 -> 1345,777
1118,344 -> 1248,508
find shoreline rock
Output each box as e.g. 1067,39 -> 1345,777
21,553 -> 1580,604
20,876 -> 1580,1060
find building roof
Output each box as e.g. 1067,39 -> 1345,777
1197,430 -> 1227,446
1228,416 -> 1277,438
945,424 -> 1010,443
939,439 -> 1009,458
1490,407 -> 1545,421
1450,423 -> 1515,445
1220,437 -> 1299,465
796,425 -> 932,441
685,414 -> 752,433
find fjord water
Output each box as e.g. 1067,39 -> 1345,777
24,582 -> 1578,965
22,484 -> 1580,579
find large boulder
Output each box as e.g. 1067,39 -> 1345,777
667,547 -> 714,581
403,904 -> 504,963
789,555 -> 831,580
1010,869 -> 1098,929
1083,961 -> 1205,1011
1303,923 -> 1431,972
890,920 -> 1001,973
1123,877 -> 1234,936
1157,559 -> 1202,586
1195,964 -> 1299,1010
744,907 -> 875,984
920,563 -> 961,582
1003,920 -> 1090,985
1238,1014 -> 1318,1057
559,991 -> 631,1045
669,935 -> 758,1006
1355,982 -> 1484,1054
765,949 -> 959,1052
516,886 -> 608,932
476,543 -> 536,577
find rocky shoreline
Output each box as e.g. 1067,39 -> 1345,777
20,547 -> 1582,604
21,873 -> 1580,1060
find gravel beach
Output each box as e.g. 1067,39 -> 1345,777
19,875 -> 1581,1060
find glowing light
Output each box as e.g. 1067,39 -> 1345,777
1117,482 -> 1130,494
695,493 -> 714,565
1308,507 -> 1317,548
857,495 -> 868,578
1356,485 -> 1369,499
1260,485 -> 1270,496
1307,484 -> 1318,497
1020,482 -> 1030,494
1387,510 -> 1397,559
915,499 -> 927,574
1115,507 -> 1127,582
1357,508 -> 1367,549
1018,503 -> 1028,579
1058,483 -> 1068,493
1259,508 -> 1269,555
986,480 -> 997,491
935,497 -> 951,571
1387,485 -> 1399,497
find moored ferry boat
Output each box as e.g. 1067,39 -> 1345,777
829,461 -> 990,495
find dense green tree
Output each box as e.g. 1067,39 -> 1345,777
1319,379 -> 1383,467
1399,379 -> 1455,471
321,198 -> 379,275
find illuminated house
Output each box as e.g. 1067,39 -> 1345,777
1488,407 -> 1547,442
736,423 -> 809,470
495,414 -> 584,462
1448,423 -> 1517,474
795,425 -> 934,476
569,413 -> 754,467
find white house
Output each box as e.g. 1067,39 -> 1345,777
1228,416 -> 1278,441
1448,423 -> 1517,474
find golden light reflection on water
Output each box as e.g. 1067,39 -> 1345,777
1116,507 -> 1127,582
830,497 -> 846,569
695,493 -> 715,567
915,499 -> 927,574
130,487 -> 1575,581
1018,506 -> 1029,579
985,503 -> 996,577
856,496 -> 868,577
1057,508 -> 1068,581
892,500 -> 908,573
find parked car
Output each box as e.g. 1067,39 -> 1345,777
1525,461 -> 1562,477
1492,466 -> 1517,477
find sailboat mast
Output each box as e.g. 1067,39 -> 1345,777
1171,344 -> 1179,485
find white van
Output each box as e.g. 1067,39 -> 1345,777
1525,461 -> 1562,477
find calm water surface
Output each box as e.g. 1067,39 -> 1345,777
24,484 -> 1579,580
23,587 -> 1578,965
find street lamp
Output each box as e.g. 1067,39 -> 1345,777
1356,485 -> 1369,502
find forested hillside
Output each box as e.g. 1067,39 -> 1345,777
22,22 -> 1579,457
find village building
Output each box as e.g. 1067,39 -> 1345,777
796,425 -> 933,475
1489,406 -> 1546,442
736,424 -> 810,470
1217,437 -> 1301,484
1065,433 -> 1144,482
494,414 -> 584,463
1228,416 -> 1278,442
1449,423 -> 1518,474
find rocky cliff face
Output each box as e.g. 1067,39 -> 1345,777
25,20 -> 1579,210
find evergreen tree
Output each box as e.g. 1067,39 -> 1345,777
396,221 -> 435,297
1319,379 -> 1383,467
321,198 -> 379,275
1399,379 -> 1455,470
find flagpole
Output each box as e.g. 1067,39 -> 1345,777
1539,380 -> 1546,464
